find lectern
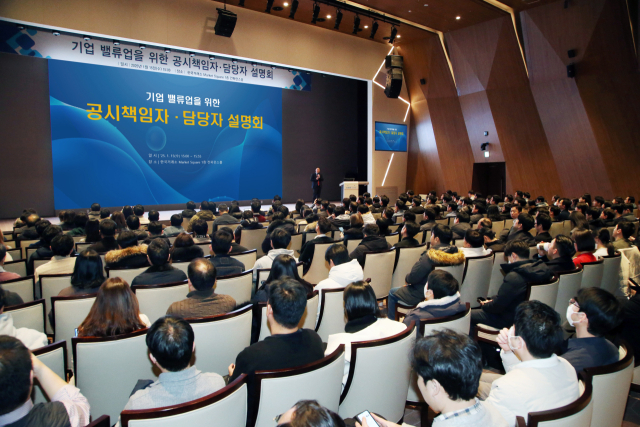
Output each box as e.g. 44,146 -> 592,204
339,181 -> 369,200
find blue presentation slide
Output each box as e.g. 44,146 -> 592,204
48,59 -> 282,209
375,122 -> 407,152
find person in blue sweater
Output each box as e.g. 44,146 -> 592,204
403,270 -> 467,326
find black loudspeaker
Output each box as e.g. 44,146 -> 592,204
420,78 -> 426,85
215,9 -> 237,37
385,68 -> 403,98
567,63 -> 576,78
568,49 -> 576,58
385,55 -> 403,71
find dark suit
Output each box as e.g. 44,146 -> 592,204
89,237 -> 119,254
558,210 -> 570,221
534,232 -> 552,243
131,264 -> 187,286
310,172 -> 324,200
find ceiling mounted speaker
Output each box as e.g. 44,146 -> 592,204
215,8 -> 237,37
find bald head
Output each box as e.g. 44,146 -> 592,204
26,214 -> 40,227
187,258 -> 217,291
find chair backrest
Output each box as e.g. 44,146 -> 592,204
303,232 -> 319,244
504,219 -> 514,229
239,228 -> 268,257
289,233 -> 303,255
229,249 -> 257,270
395,215 -> 404,224
215,270 -> 253,305
435,218 -> 449,226
73,329 -> 155,422
526,277 -> 560,309
4,299 -> 45,332
3,259 -> 27,277
52,295 -> 97,369
363,249 -> 396,299
338,324 -> 416,422
580,260 -> 604,289
388,224 -> 402,234
391,245 -> 426,288
186,306 -> 252,376
452,239 -> 465,248
133,281 -> 190,324
434,264 -> 465,285
554,268 -> 584,317
492,220 -> 505,235
516,372 -> 593,427
121,376 -> 248,427
26,247 -> 38,260
346,238 -> 363,253
414,213 -> 424,223
487,251 -> 506,296
6,247 -> 22,260
385,232 -> 400,246
315,288 -> 347,342
255,292 -> 319,341
75,242 -> 93,253
584,345 -> 634,427
421,230 -> 431,244
1,275 -> 35,303
549,221 -> 564,238
600,254 -> 622,295
105,265 -> 150,284
459,253 -> 494,306
303,243 -> 334,284
33,341 -> 68,405
249,346 -> 345,427
529,245 -> 538,259
40,274 -> 74,334
20,239 -> 39,259
206,220 -> 214,235
562,220 -> 572,236
33,258 -> 52,271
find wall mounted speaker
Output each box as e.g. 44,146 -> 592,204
567,63 -> 576,78
385,55 -> 403,71
215,9 -> 237,37
568,49 -> 576,58
385,68 -> 403,98
420,78 -> 426,85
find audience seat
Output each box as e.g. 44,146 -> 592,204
75,242 -> 92,253
526,277 -> 560,309
105,265 -> 149,285
549,222 -> 564,238
239,228 -> 268,257
414,214 -> 424,223
528,245 -> 538,260
385,232 -> 400,246
562,220 -> 572,236
73,328 -> 154,422
229,249 -> 257,270
121,375 -> 248,427
315,287 -> 347,342
303,243 -> 333,285
186,305 -> 252,376
434,264 -> 464,286
4,299 -> 45,333
3,259 -> 27,277
395,216 -> 403,224
580,260 -> 604,289
338,324 -> 416,423
172,261 -> 189,275
504,219 -> 514,229
1,275 -> 35,303
435,219 -> 449,226
362,249 -> 396,300
303,231 -> 318,244
388,224 -> 402,234
33,258 -> 53,272
248,346 -> 345,427
206,221 -> 214,235
6,247 -> 21,260
19,239 -> 39,259
452,239 -> 465,248
26,247 -> 38,260
215,270 -> 253,305
33,341 -> 68,405
420,230 -> 431,244
391,245 -> 426,288
600,253 -> 622,295
132,280 -> 189,324
52,294 -> 97,369
459,253 -> 494,308
346,239 -> 363,253
554,268 -> 583,318
289,233 -> 303,255
492,220 -> 505,236
254,292 -> 319,341
40,273 -> 73,334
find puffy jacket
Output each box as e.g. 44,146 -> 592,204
105,245 -> 149,268
404,244 -> 466,300
349,236 -> 391,267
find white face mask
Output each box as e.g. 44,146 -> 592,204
566,304 -> 582,327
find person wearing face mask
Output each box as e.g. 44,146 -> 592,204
560,288 -> 621,373
480,301 -> 579,427
402,270 -> 467,326
535,235 -> 576,273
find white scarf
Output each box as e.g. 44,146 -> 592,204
416,292 -> 461,309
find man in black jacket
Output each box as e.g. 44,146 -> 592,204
470,202 -> 486,225
534,213 -> 553,243
419,208 -> 437,231
451,211 -> 471,240
16,213 -> 40,242
182,201 -> 197,219
558,199 -> 571,221
409,197 -> 425,215
299,218 -> 334,268
143,222 -> 171,246
471,240 -> 553,334
27,225 -> 60,275
376,208 -> 395,235
209,230 -> 246,277
394,221 -> 421,248
536,235 -> 577,273
311,167 -> 323,201
349,224 -> 392,267
105,231 -> 149,268
502,213 -> 536,246
211,204 -> 239,233
131,239 -> 187,286
89,219 -> 119,253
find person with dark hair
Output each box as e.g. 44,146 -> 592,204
325,281 -> 406,389
105,231 -> 148,268
59,249 -> 105,295
314,243 -> 364,316
329,205 -> 351,230
16,212 -> 41,242
88,202 -> 101,220
460,228 -> 491,258
395,221 -> 421,248
147,210 -> 160,223
572,229 -> 597,268
533,213 -> 552,243
210,203 -> 239,233
234,210 -> 264,244
99,208 -> 111,222
60,210 -> 76,232
556,199 -> 571,221
142,221 -> 170,246
120,315 -> 225,416
168,233 -> 202,263
134,204 -> 149,225
402,210 -> 416,223
480,226 -> 505,252
536,235 -> 577,273
0,244 -> 21,284
594,228 -> 615,257
166,258 -> 236,317
612,221 -> 635,250
26,219 -> 52,250
229,278 -> 324,408
409,197 -> 425,215
419,208 -> 437,231
342,213 -> 365,244
561,288 -> 620,373
126,214 -> 149,242
131,239 -> 187,286
311,167 -> 324,201
164,214 -> 185,237
0,336 -> 90,426
110,211 -> 128,233
358,204 -> 376,225
254,228 -> 296,284
481,301 -> 579,426
451,211 -> 471,240
1,284 -> 48,349
27,224 -> 62,275
299,218 -> 335,270
469,202 -> 486,225
349,223 -> 391,267
276,400 -> 345,427
35,234 -> 76,283
502,213 -> 536,246
262,211 -> 297,254
388,225 -> 465,320
402,270 -> 467,327
376,207 -> 395,236
182,201 -> 197,219
208,230 -> 245,277
392,199 -> 407,221
471,240 -> 553,334
89,219 -> 119,253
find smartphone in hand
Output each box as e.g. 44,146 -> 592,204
356,410 -> 381,427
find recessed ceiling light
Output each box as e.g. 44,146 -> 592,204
397,35 -> 401,38
52,31 -> 61,36
424,4 -> 428,6
364,25 -> 368,28
83,35 -> 91,41
113,40 -> 120,45
326,14 -> 331,18
284,1 -> 288,5
456,16 -> 461,20
165,48 -> 171,53
408,10 -> 412,12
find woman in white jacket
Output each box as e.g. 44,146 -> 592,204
325,281 -> 406,389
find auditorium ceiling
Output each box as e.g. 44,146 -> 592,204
218,0 -> 560,43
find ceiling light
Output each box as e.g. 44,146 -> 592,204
232,59 -> 238,64
266,0 -> 274,13
165,48 -> 171,53
289,0 -> 298,18
397,35 -> 401,38
326,14 -> 331,19
311,3 -> 320,23
139,44 -> 146,49
209,55 -> 215,60
114,40 -> 121,45
251,62 -> 258,67
456,16 -> 461,20
271,65 -> 276,69
334,9 -> 343,29
389,26 -> 397,44
83,35 -> 91,41
408,10 -> 412,12
284,2 -> 288,5
364,25 -> 368,29
369,21 -> 378,38
352,15 -> 361,34
189,53 -> 195,57
52,31 -> 61,36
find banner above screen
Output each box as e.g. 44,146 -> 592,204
0,20 -> 311,91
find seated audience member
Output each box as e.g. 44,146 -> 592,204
483,301 -> 579,426
0,336 -> 90,427
67,212 -> 88,236
254,229 -> 296,282
534,213 -> 552,243
219,227 -> 249,254
134,204 -> 149,225
26,219 -> 52,249
395,221 -> 421,248
0,285 -> 48,349
167,258 -> 236,317
594,228 -> 615,257
612,221 -> 635,250
470,202 -> 486,225
537,235 -> 577,273
89,219 -> 119,253
185,202 -> 214,233
445,202 -> 458,218
498,205 -> 522,239
263,211 -> 297,254
105,231 -> 148,268
143,221 -> 170,246
228,278 -> 324,408
358,205 -> 376,225
16,213 -> 41,241
562,288 -> 620,372
558,199 -> 572,221
572,229 -> 597,268
403,210 -> 417,224
99,208 -> 111,222
208,230 -> 245,277
111,211 -> 128,233
28,225 -> 62,275
330,206 -> 351,230
58,249 -> 105,296
460,229 -> 491,258
326,281 -> 406,389
121,316 -> 225,416
419,208 -> 437,231
83,218 -> 102,243
234,210 -> 263,244
77,277 -> 150,337
403,270 -> 467,327
191,218 -> 211,244
211,203 -> 239,232
304,212 -> 319,232
88,202 -> 101,220
299,218 -> 335,269
253,254 -> 313,307
122,205 -> 134,220
392,200 -> 407,220
251,200 -> 267,222
350,224 -> 392,267
147,210 -> 160,223
477,217 -> 492,230
504,213 -> 536,246
170,233 -> 204,263
163,214 -> 185,237
131,239 -> 187,286
376,208 -> 395,235
409,197 -> 425,214
388,225 -> 465,320
342,214 -> 365,243
182,201 -> 197,219
569,211 -> 589,235
487,204 -> 502,223
471,241 -> 553,334
35,234 -> 77,284
0,244 -> 21,283
451,211 -> 471,240
277,400 -> 345,427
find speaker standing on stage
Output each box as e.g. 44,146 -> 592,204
311,167 -> 324,202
